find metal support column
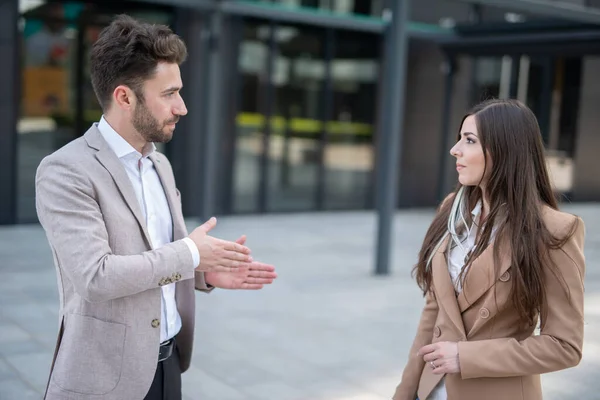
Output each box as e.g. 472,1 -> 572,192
374,0 -> 410,275
201,9 -> 225,220
538,56 -> 554,146
437,55 -> 456,202
258,21 -> 276,213
0,0 -> 18,225
316,28 -> 334,210
173,10 -> 210,218
509,55 -> 520,98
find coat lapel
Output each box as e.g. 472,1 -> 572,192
431,235 -> 466,339
456,236 -> 511,312
84,126 -> 153,248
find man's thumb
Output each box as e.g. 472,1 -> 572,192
199,217 -> 217,233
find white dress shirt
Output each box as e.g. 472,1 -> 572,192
428,201 -> 484,400
97,117 -> 200,343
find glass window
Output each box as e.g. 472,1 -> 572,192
324,30 -> 379,209
17,1 -> 173,222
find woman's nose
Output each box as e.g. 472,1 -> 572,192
450,144 -> 460,157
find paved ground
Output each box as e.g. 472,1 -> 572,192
0,203 -> 599,400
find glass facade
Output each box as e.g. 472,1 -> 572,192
4,0 -> 597,225
232,19 -> 379,213
17,1 -> 174,222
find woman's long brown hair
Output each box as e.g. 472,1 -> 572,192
413,99 -> 578,327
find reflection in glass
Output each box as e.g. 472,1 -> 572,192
268,25 -> 324,211
18,1 -> 78,222
17,1 -> 173,222
324,31 -> 379,210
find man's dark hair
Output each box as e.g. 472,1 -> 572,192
90,14 -> 187,110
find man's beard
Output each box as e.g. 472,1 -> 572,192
132,99 -> 179,144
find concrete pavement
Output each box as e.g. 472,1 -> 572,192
0,203 -> 599,400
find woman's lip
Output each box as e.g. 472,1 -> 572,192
456,164 -> 465,170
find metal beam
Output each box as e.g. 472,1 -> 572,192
221,0 -> 386,33
0,0 -> 18,225
374,0 -> 410,275
128,0 -> 215,11
454,0 -> 600,25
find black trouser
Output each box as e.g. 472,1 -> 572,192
144,340 -> 182,400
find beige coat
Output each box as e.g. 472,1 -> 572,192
393,206 -> 586,400
36,125 -> 211,400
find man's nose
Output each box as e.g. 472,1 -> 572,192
175,96 -> 188,116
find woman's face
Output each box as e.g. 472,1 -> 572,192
450,115 -> 491,188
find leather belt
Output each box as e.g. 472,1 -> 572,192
158,339 -> 174,362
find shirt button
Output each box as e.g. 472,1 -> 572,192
479,308 -> 490,319
151,319 -> 160,328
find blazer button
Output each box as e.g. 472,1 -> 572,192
151,319 -> 160,328
479,308 -> 490,319
500,271 -> 511,282
433,326 -> 441,338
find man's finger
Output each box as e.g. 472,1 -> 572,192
198,217 -> 217,233
248,270 -> 278,279
235,235 -> 247,245
248,262 -> 276,272
221,240 -> 251,254
245,278 -> 274,285
225,250 -> 253,263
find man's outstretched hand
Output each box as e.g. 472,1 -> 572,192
204,235 -> 277,290
188,217 -> 253,273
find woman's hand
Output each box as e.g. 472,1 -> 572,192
418,341 -> 461,375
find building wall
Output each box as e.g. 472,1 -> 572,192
572,56 -> 600,200
398,40 -> 473,207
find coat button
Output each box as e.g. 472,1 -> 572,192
499,271 -> 511,282
479,308 -> 490,319
433,326 -> 441,338
151,319 -> 160,328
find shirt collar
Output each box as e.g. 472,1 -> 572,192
471,200 -> 483,218
97,116 -> 156,159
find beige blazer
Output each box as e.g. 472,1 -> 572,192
36,125 -> 211,400
393,205 -> 586,400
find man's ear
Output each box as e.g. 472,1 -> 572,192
113,85 -> 136,111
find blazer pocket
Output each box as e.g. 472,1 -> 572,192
52,313 -> 126,395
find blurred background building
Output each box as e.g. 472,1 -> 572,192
1,0 -> 600,225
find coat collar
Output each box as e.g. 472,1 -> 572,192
431,231 -> 512,326
84,125 -> 157,247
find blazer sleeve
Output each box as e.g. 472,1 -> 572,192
393,289 -> 439,400
36,156 -> 198,303
458,217 -> 586,379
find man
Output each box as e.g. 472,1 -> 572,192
35,15 -> 277,400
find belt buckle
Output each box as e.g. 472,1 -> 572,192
158,340 -> 173,362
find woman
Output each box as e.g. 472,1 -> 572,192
393,99 -> 586,400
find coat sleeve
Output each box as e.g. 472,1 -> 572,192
36,156 -> 197,303
393,290 -> 439,400
458,217 -> 586,379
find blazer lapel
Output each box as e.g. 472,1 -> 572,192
431,235 -> 467,339
84,126 -> 153,248
456,236 -> 511,313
